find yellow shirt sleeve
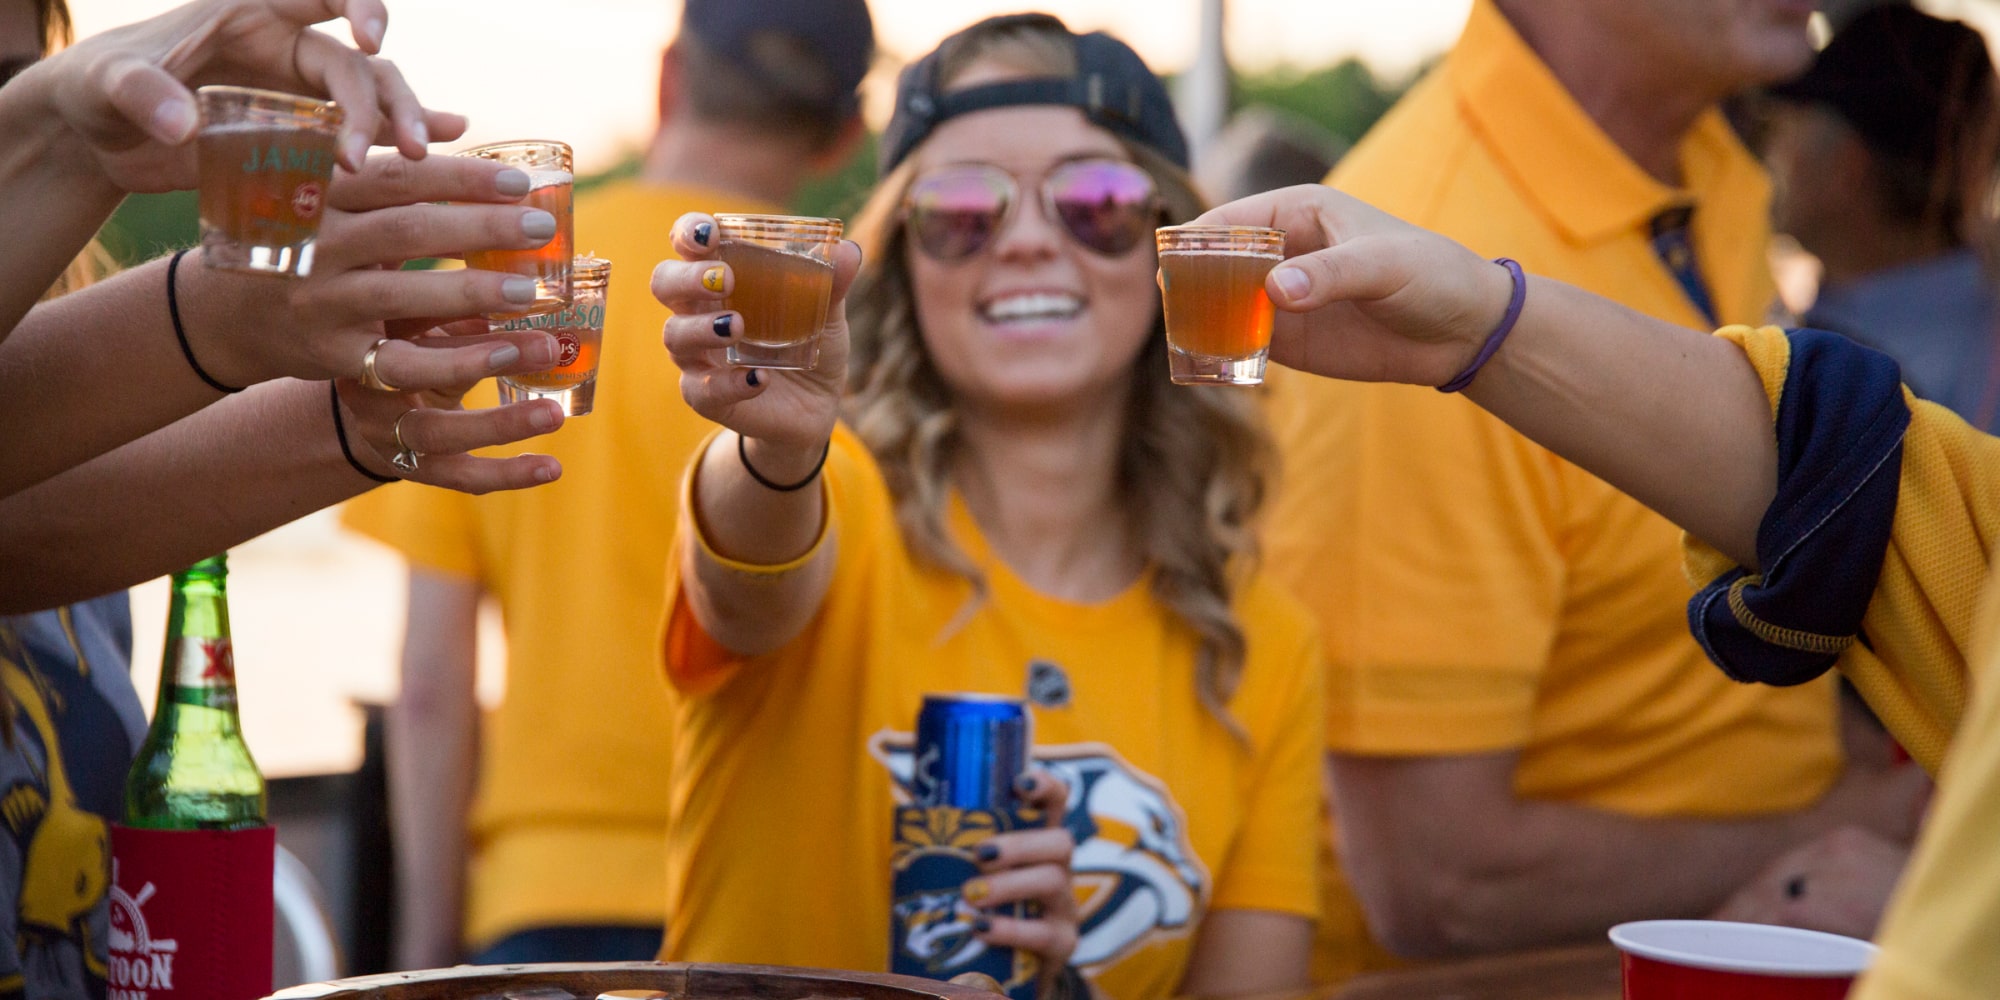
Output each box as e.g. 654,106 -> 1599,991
1684,325 -> 2000,771
339,479 -> 482,580
1852,576 -> 2000,999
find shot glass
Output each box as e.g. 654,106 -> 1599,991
459,140 -> 574,318
1155,225 -> 1286,385
496,256 -> 610,416
196,86 -> 344,278
715,214 -> 843,370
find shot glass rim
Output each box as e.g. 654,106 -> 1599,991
573,254 -> 612,282
715,213 -> 845,241
195,84 -> 343,127
456,139 -> 574,167
1156,223 -> 1286,256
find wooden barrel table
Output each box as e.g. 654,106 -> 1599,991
267,962 -> 1005,1000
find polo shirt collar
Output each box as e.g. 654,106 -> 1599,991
1449,0 -> 1761,247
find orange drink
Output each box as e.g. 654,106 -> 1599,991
459,140 -> 574,318
1156,225 -> 1286,385
497,256 -> 610,416
715,214 -> 843,370
195,86 -> 344,278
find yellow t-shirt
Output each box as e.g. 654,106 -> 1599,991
1854,576 -> 2000,1000
659,427 -> 1325,1000
1266,0 -> 1841,976
341,180 -> 778,948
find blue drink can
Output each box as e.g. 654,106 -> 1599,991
891,694 -> 1038,998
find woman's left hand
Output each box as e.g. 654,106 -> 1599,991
335,316 -> 564,493
963,770 -> 1080,994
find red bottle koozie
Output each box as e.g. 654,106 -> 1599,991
109,824 -> 275,1000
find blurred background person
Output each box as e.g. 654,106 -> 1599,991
650,14 -> 1321,997
1194,105 -> 1347,205
1764,4 -> 2000,431
1262,0 -> 1928,976
339,0 -> 873,969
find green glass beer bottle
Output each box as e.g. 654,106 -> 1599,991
126,552 -> 267,828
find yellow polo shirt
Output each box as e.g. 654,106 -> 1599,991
341,181 -> 777,949
1266,0 -> 1841,977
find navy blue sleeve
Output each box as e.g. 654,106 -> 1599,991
1687,329 -> 1910,685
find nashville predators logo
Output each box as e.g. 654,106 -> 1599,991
870,736 -> 1209,970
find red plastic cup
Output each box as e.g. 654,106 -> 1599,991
1610,920 -> 1876,999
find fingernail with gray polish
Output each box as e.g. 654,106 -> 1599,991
345,132 -> 369,166
409,120 -> 430,148
495,168 -> 531,197
487,344 -> 521,369
502,277 -> 537,303
522,210 -> 557,241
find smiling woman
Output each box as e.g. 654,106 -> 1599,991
648,13 -> 1327,1000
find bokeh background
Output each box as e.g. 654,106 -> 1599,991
76,0 -> 2000,778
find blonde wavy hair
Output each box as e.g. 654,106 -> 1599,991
843,19 -> 1274,725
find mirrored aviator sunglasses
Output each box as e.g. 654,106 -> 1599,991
903,159 -> 1160,261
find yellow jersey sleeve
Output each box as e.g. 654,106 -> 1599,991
339,479 -> 482,580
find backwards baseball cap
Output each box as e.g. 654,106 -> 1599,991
879,12 -> 1189,176
1769,5 -> 1993,174
681,0 -> 875,117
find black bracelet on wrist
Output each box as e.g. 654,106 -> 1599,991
737,433 -> 830,492
330,381 -> 399,485
167,248 -> 247,394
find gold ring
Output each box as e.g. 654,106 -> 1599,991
359,338 -> 402,393
391,409 -> 421,475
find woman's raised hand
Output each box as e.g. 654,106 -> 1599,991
654,212 -> 863,453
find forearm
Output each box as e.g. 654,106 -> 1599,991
1463,277 -> 1776,567
682,431 -> 836,656
0,64 -> 126,340
0,256 -> 231,498
0,378 -> 386,611
1178,910 -> 1311,997
1332,751 -> 1817,958
387,572 -> 480,968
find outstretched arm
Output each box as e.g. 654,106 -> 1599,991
1195,186 -> 1776,566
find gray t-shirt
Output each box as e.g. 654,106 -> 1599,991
0,594 -> 148,1000
1806,248 -> 2000,433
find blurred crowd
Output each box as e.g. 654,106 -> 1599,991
4,1 -> 2000,999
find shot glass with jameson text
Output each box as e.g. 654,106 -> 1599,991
496,256 -> 610,416
196,86 -> 344,278
715,214 -> 843,370
1155,225 -> 1286,385
459,140 -> 574,318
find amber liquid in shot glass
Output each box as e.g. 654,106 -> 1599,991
496,256 -> 609,416
715,214 -> 842,370
1156,225 -> 1286,385
196,86 -> 344,278
459,140 -> 574,318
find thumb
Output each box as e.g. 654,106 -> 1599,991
1265,239 -> 1412,314
827,239 -> 865,306
84,56 -> 197,146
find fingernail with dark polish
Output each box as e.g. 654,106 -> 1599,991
495,168 -> 531,197
1014,774 -> 1038,795
713,314 -> 732,338
693,222 -> 713,246
746,369 -> 760,388
974,842 -> 1000,863
972,918 -> 992,934
522,210 -> 557,241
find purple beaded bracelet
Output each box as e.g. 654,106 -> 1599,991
1436,257 -> 1527,393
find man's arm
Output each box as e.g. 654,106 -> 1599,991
1328,750 -> 1929,958
386,569 -> 482,971
1178,910 -> 1312,997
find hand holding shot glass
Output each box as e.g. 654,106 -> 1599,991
196,86 -> 344,278
458,140 -> 576,318
1156,225 -> 1285,385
